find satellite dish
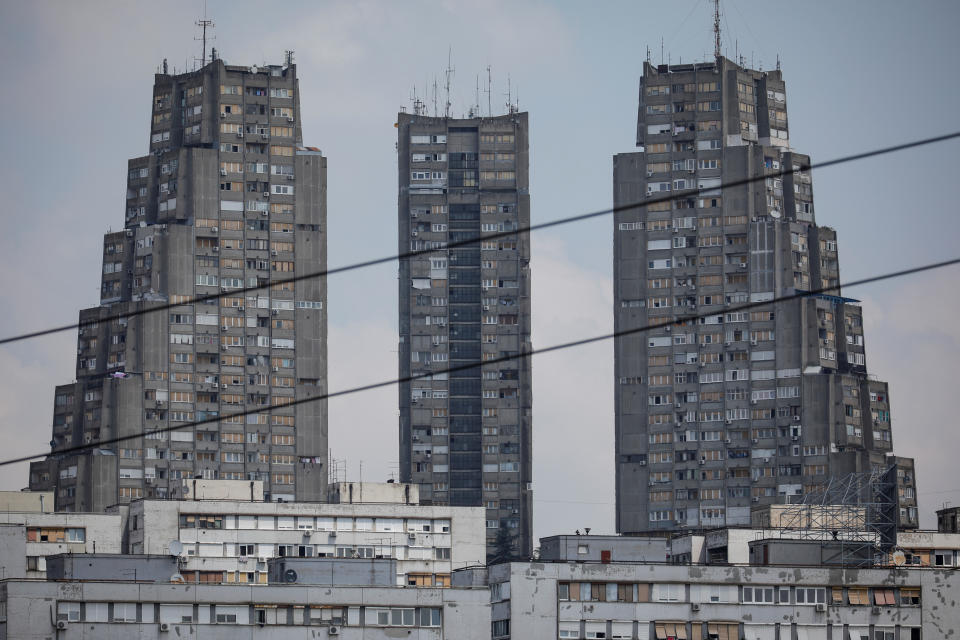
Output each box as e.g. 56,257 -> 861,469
170,574 -> 185,583
770,210 -> 781,219
892,550 -> 906,566
284,569 -> 298,583
168,540 -> 184,556
251,65 -> 259,74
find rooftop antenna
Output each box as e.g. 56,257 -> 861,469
432,77 -> 438,117
444,47 -> 455,118
470,73 -> 480,118
486,65 -> 492,117
163,58 -> 168,75
195,4 -> 215,67
646,45 -> 651,64
776,54 -> 781,71
505,74 -> 512,114
660,37 -> 664,65
285,50 -> 295,66
713,0 -> 722,61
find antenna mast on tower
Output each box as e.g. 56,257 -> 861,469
486,66 -> 492,117
444,48 -> 455,118
713,0 -> 722,61
195,6 -> 215,67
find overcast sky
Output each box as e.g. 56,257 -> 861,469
0,1 -> 958,538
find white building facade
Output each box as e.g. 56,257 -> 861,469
0,579 -> 490,639
478,561 -> 958,640
128,498 -> 485,586
0,511 -> 121,579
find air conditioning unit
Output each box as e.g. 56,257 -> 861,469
815,603 -> 827,613
261,133 -> 269,140
793,416 -> 801,422
287,116 -> 295,123
272,310 -> 279,316
211,227 -> 218,233
725,419 -> 732,425
159,621 -> 171,632
263,191 -> 270,197
271,250 -> 278,256
220,112 -> 227,118
724,342 -> 731,346
724,438 -> 732,444
237,131 -> 244,138
691,603 -> 700,612
213,247 -> 219,253
221,383 -> 228,389
638,460 -> 646,466
751,497 -> 760,503
220,169 -> 227,176
411,231 -> 418,237
483,305 -> 490,311
56,620 -> 69,630
408,533 -> 416,540
238,306 -> 244,312
329,626 -> 340,635
763,457 -> 770,463
698,460 -> 705,465
791,435 -> 799,441
751,438 -> 759,444
750,400 -> 757,405
871,606 -> 881,615
272,366 -> 279,372
750,339 -> 758,345
261,210 -> 269,216
286,174 -> 295,180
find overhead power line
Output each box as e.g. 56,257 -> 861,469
2,255 -> 957,469
0,131 -> 958,348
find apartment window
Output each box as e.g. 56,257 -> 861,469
796,587 -> 826,604
742,586 -> 775,603
57,602 -> 81,622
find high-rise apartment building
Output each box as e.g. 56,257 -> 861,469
613,58 -> 917,533
29,56 -> 328,511
396,112 -> 533,557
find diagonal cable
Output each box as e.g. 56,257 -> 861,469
2,255 -> 957,469
1,131 -> 958,347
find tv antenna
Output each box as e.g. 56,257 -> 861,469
713,0 -> 722,61
432,77 -> 438,117
195,4 -> 215,67
444,47 -> 455,118
486,65 -> 492,117
411,86 -> 425,116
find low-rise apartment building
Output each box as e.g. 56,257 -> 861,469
127,496 -> 485,586
0,511 -> 121,578
0,579 -> 490,639
471,560 -> 957,640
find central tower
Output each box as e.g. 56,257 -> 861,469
397,112 -> 533,558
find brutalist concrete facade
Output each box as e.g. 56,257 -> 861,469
478,561 -> 957,640
0,579 -> 490,639
29,57 -> 328,511
613,58 -> 916,533
396,113 -> 533,559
